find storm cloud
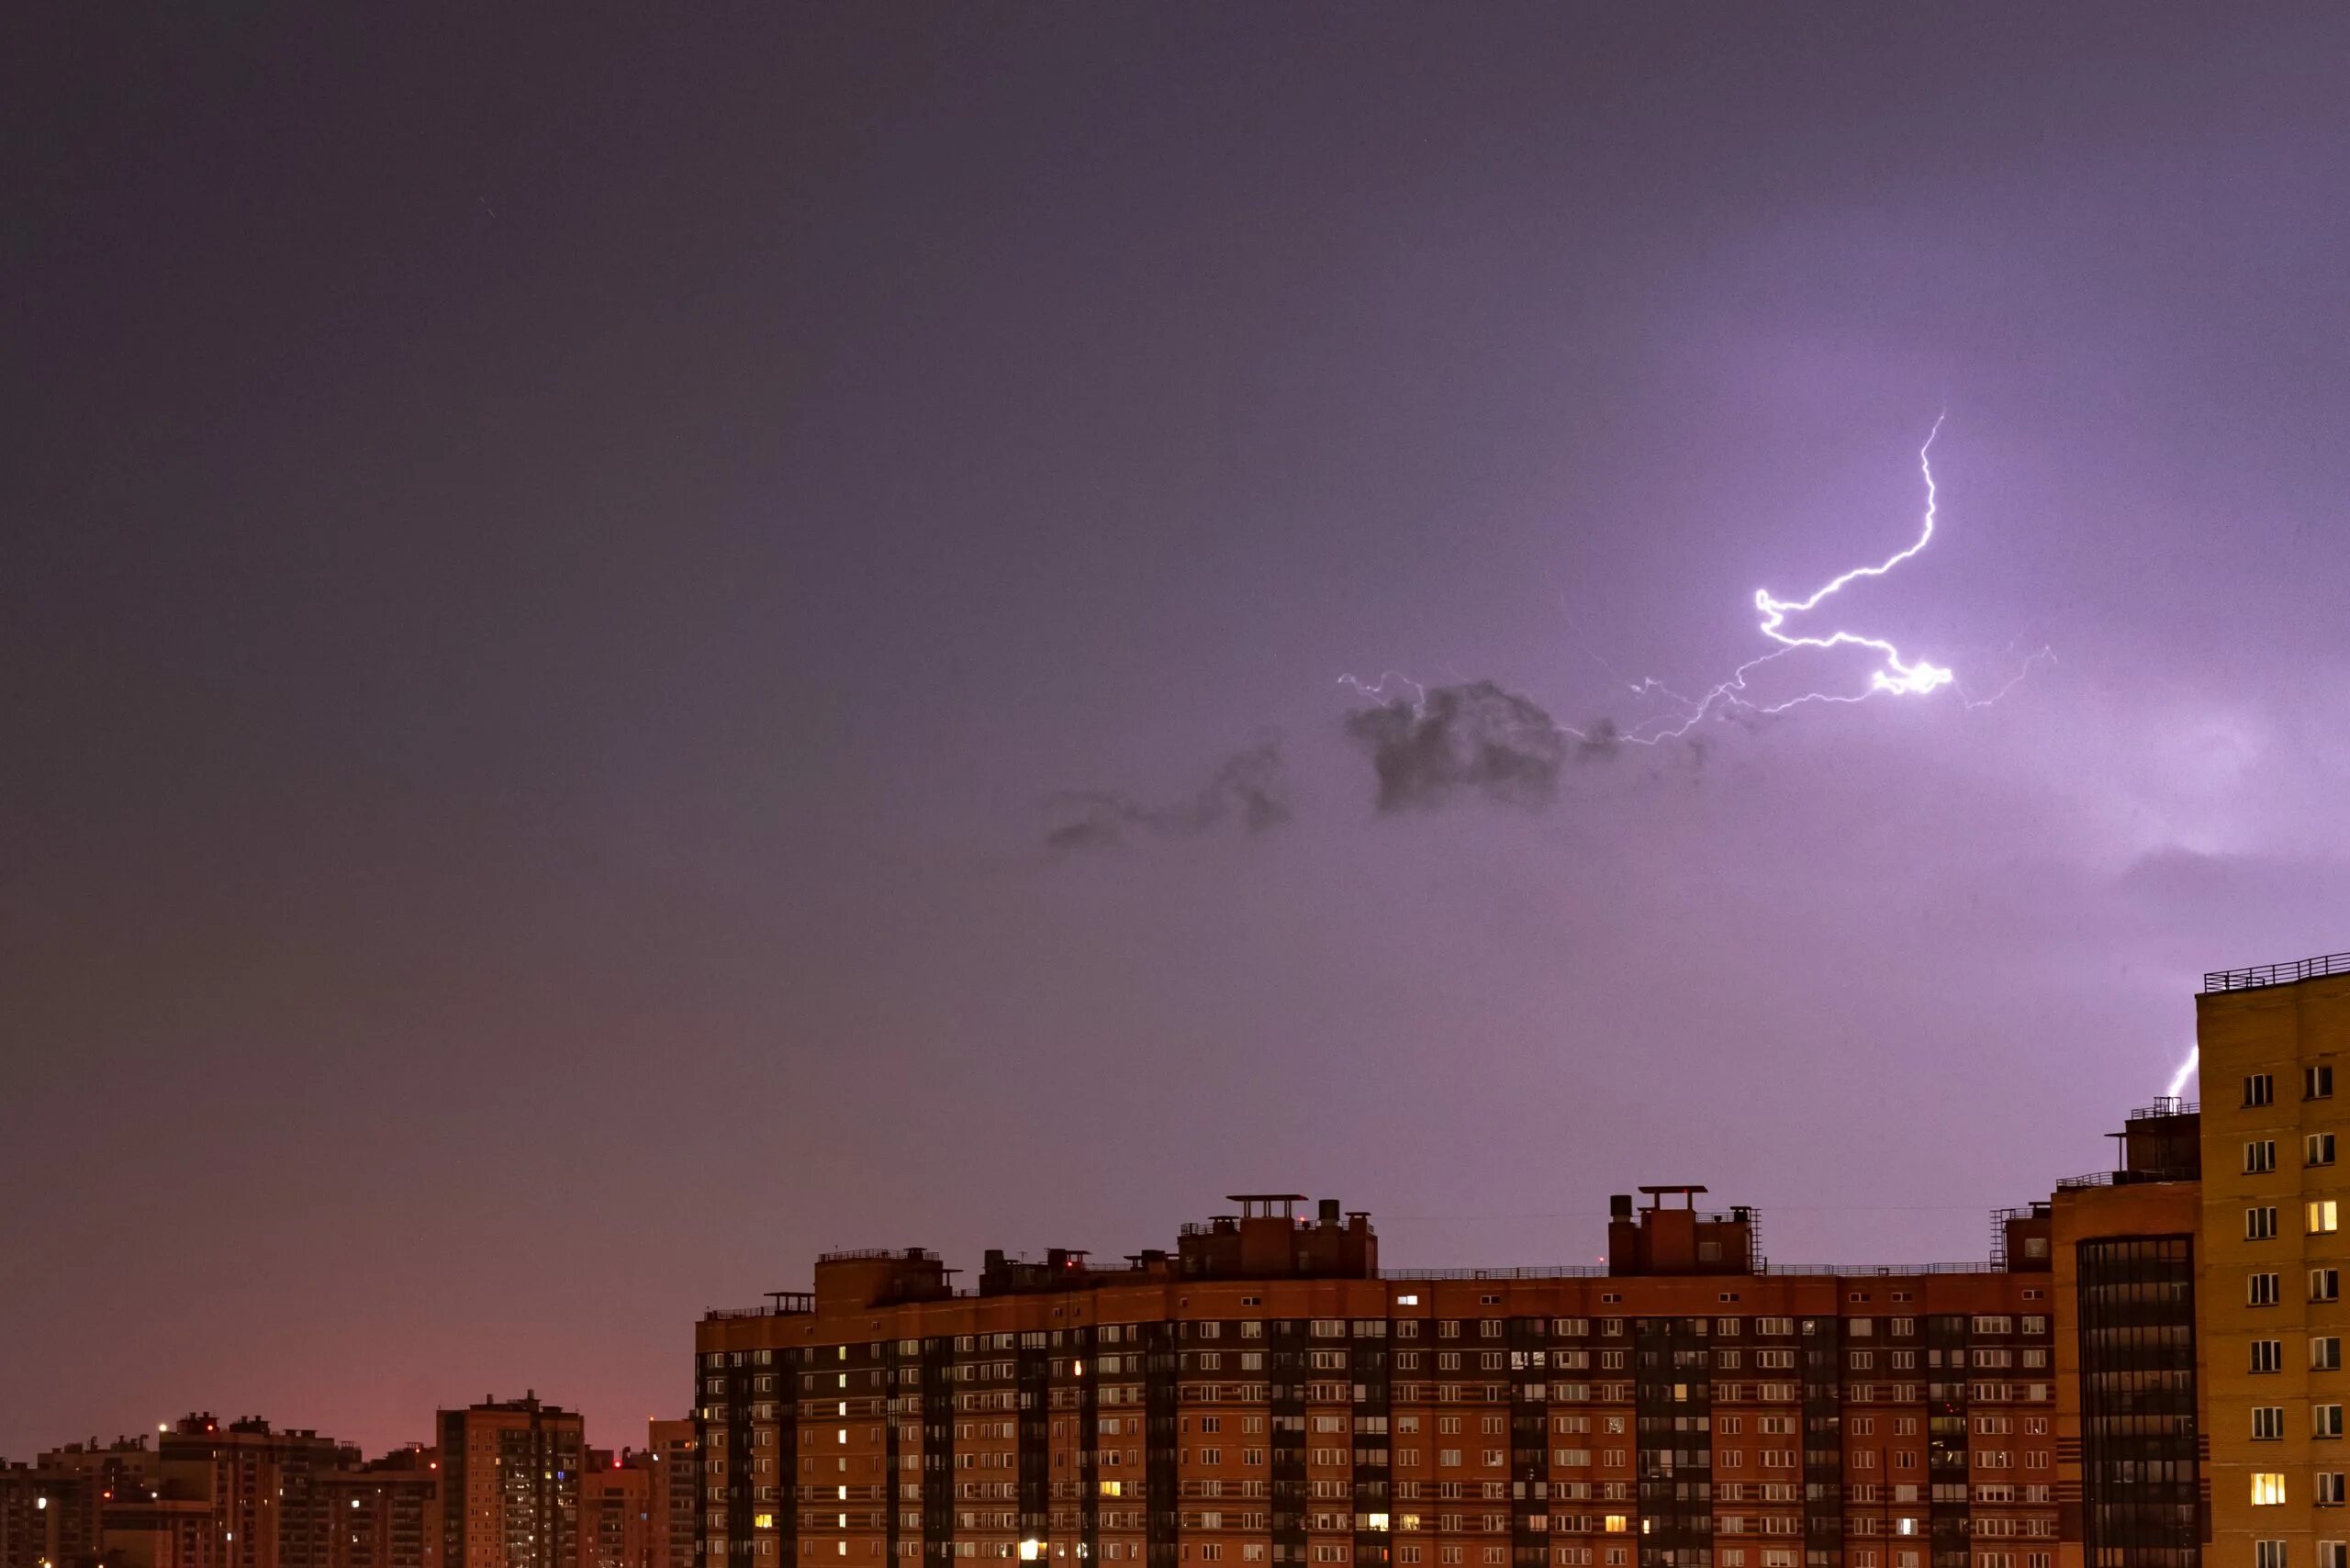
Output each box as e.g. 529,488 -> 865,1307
1344,681 -> 1618,812
1045,740 -> 1292,853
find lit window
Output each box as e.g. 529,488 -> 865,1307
2255,1473 -> 2288,1506
2316,1201 -> 2342,1236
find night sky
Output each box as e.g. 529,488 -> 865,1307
7,6 -> 2350,1459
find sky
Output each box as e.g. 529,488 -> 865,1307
6,4 -> 2350,1460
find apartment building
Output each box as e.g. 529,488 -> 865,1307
438,1396 -> 584,1568
580,1454 -> 651,1568
646,1425 -> 699,1568
2050,1100 -> 2205,1568
2199,953 -> 2350,1568
159,1417 -> 350,1568
326,1447 -> 442,1568
696,1189 -> 2060,1568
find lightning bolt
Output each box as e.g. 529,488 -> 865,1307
2165,1044 -> 2199,1100
1343,416 -> 2051,748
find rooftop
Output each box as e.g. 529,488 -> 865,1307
2204,947 -> 2350,993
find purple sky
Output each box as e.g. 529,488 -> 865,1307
6,6 -> 2350,1459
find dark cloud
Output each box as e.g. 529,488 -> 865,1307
1344,681 -> 1620,812
1045,740 -> 1291,854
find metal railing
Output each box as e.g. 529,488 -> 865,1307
2128,1098 -> 2199,1120
2054,1166 -> 2199,1191
2205,949 -> 2350,992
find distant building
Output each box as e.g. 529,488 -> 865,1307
578,1454 -> 650,1568
325,1447 -> 441,1568
642,1426 -> 696,1568
437,1397 -> 582,1568
2,1437 -> 159,1568
160,1415 -> 350,1568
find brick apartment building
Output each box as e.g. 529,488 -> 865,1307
694,1190 -> 2063,1568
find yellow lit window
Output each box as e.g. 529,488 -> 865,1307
1363,1516 -> 1390,1532
1100,1482 -> 1122,1498
2255,1473 -> 2288,1506
754,1516 -> 775,1530
2313,1202 -> 2341,1236
1604,1518 -> 1629,1534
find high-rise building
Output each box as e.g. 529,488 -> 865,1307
696,1189 -> 2061,1568
3,1438 -> 162,1568
643,1426 -> 697,1568
579,1454 -> 650,1568
437,1396 -> 584,1568
2049,1100 -> 2205,1568
326,1448 -> 442,1568
2199,952 -> 2350,1568
159,1417 -> 351,1568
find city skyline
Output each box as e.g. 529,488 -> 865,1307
12,1 -> 2350,1484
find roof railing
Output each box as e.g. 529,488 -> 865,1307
2205,948 -> 2350,992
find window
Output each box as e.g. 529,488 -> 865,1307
2315,1201 -> 2341,1236
2320,1338 -> 2344,1372
2256,1474 -> 2289,1506
2251,1140 -> 2280,1173
2313,1065 -> 2337,1101
2321,1271 -> 2343,1304
2322,1476 -> 2348,1507
2322,1546 -> 2347,1568
2260,1544 -> 2288,1568
2249,1073 -> 2277,1106
2255,1340 -> 2285,1373
2317,1135 -> 2341,1168
2256,1407 -> 2287,1440
2251,1207 -> 2281,1240
2254,1274 -> 2283,1306
2322,1406 -> 2345,1440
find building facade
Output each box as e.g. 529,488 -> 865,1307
326,1448 -> 442,1568
2199,957 -> 2350,1568
158,1417 -> 350,1568
696,1191 -> 2062,1568
580,1455 -> 651,1568
645,1425 -> 699,1568
438,1397 -> 584,1568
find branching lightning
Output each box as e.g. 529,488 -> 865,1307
1343,416 -> 2052,750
